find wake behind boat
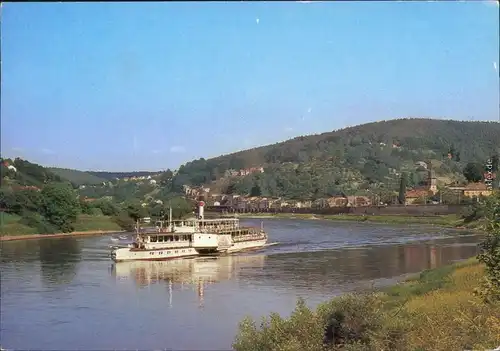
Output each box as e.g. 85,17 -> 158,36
110,201 -> 268,262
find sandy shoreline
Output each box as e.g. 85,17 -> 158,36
0,230 -> 126,242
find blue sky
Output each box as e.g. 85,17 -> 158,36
1,1 -> 499,171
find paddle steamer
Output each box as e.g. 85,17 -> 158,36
110,202 -> 268,262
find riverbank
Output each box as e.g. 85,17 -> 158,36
0,214 -> 124,241
236,212 -> 478,228
233,258 -> 500,351
0,229 -> 124,242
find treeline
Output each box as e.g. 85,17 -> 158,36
166,119 -> 500,198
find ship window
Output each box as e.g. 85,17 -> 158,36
182,250 -> 185,252
167,251 -> 171,254
175,235 -> 179,241
175,250 -> 178,253
151,236 -> 157,242
158,236 -> 164,242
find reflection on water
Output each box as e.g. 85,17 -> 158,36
0,220 -> 483,351
39,237 -> 82,286
253,239 -> 480,294
112,255 -> 266,308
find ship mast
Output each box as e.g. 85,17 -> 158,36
169,207 -> 173,231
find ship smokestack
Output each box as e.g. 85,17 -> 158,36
198,200 -> 205,220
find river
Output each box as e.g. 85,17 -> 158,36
0,219 -> 482,350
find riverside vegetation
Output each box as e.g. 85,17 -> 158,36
0,159 -> 193,236
233,191 -> 500,351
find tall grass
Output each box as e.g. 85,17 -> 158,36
72,214 -> 121,232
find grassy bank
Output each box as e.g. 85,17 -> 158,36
233,258 -> 500,351
236,212 -> 466,227
72,214 -> 121,232
0,213 -> 122,239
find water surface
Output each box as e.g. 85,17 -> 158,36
0,219 -> 482,350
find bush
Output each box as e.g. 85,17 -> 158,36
233,294 -> 410,351
460,203 -> 485,223
19,212 -> 57,234
233,298 -> 324,351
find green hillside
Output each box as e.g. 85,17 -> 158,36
49,167 -> 108,185
168,118 -> 500,199
1,157 -> 65,187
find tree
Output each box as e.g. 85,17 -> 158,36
95,200 -> 119,216
463,162 -> 483,183
79,199 -> 94,215
40,183 -> 80,232
168,197 -> 194,219
250,184 -> 262,197
0,188 -> 21,213
125,201 -> 147,222
476,191 -> 500,302
491,154 -> 499,173
398,173 -> 407,205
149,203 -> 168,220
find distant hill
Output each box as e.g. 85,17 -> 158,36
87,171 -> 160,180
49,168 -> 108,185
169,118 -> 500,199
0,158 -> 166,203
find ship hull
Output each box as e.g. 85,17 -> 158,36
226,238 -> 268,253
111,246 -> 199,262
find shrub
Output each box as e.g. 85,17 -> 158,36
233,298 -> 324,351
460,202 -> 485,223
233,294 -> 411,351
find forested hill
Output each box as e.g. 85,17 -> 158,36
170,118 -> 500,198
